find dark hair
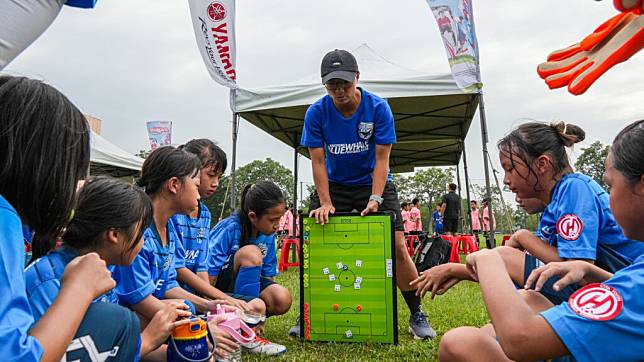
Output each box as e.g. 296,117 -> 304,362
471,200 -> 478,205
449,183 -> 457,191
611,119 -> 644,184
482,198 -> 490,204
412,198 -> 420,205
63,176 -> 152,260
238,181 -> 285,246
0,76 -> 90,257
136,146 -> 200,195
180,138 -> 227,174
497,121 -> 585,190
401,202 -> 408,208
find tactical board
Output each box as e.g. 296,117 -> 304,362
299,213 -> 398,344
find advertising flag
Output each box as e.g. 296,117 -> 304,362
188,0 -> 238,88
426,0 -> 482,91
146,121 -> 172,150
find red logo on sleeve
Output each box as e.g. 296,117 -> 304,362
556,214 -> 584,241
569,283 -> 623,321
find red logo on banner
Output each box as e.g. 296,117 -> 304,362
207,2 -> 226,22
569,283 -> 623,321
556,214 -> 583,240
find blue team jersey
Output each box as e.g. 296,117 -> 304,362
207,213 -> 278,278
433,211 -> 443,233
172,203 -> 211,293
24,246 -> 119,321
300,88 -> 397,186
0,195 -> 44,361
112,221 -> 180,305
65,0 -> 98,8
538,173 -> 644,271
541,254 -> 644,361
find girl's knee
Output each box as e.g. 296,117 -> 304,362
264,285 -> 292,316
439,327 -> 479,361
235,245 -> 262,267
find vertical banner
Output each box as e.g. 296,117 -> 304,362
146,121 -> 172,150
426,0 -> 482,91
188,0 -> 238,89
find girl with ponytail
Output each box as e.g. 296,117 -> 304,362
208,181 -> 291,356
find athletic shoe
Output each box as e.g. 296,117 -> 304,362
241,336 -> 287,356
287,316 -> 300,337
408,311 -> 437,340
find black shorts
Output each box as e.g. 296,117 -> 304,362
523,254 -> 580,305
215,252 -> 276,302
310,181 -> 404,231
443,218 -> 458,233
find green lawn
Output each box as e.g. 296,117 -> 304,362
248,257 -> 492,361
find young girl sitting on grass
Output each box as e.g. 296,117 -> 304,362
208,181 -> 292,356
172,139 -> 260,313
25,176 -> 192,360
112,146 -> 239,358
438,119 -> 644,361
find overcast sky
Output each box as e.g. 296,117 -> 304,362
4,0 -> 643,204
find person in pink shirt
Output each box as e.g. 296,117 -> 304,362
401,202 -> 411,234
409,198 -> 423,233
482,198 -> 495,232
470,200 -> 482,245
279,205 -> 294,237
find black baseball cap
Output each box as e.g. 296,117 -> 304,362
320,49 -> 359,84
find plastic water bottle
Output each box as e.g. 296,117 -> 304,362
210,305 -> 256,362
167,317 -> 214,362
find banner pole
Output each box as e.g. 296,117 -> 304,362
478,92 -> 495,248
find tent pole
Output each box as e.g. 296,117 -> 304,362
230,112 -> 239,210
461,139 -> 473,234
292,135 -> 299,235
455,161 -> 463,233
478,92 -> 495,248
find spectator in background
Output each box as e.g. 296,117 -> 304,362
401,202 -> 410,234
440,183 -> 461,235
470,200 -> 482,245
482,198 -> 496,249
432,204 -> 443,235
409,198 -> 423,234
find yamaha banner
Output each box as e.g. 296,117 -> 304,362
146,121 -> 172,150
426,0 -> 482,91
188,0 -> 238,88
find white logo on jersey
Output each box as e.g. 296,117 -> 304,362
63,335 -> 119,362
258,243 -> 268,257
357,122 -> 374,140
569,283 -> 623,321
197,228 -> 206,241
155,279 -> 166,291
556,214 -> 584,241
185,249 -> 200,261
327,141 -> 369,155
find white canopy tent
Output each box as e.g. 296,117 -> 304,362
90,131 -> 143,177
232,44 -> 480,211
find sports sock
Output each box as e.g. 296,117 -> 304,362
402,290 -> 422,315
234,265 -> 261,298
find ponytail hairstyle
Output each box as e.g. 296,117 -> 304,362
497,121 -> 585,191
62,176 -> 152,260
0,76 -> 90,259
611,119 -> 644,185
237,181 -> 285,246
179,138 -> 228,174
136,146 -> 201,195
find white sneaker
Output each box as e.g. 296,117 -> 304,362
241,336 -> 287,356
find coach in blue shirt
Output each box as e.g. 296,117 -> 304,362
290,49 -> 435,340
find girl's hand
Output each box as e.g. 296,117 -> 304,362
142,302 -> 192,353
465,249 -> 496,281
204,299 -> 235,313
410,264 -> 461,298
524,261 -> 589,292
61,252 -> 115,300
226,297 -> 251,312
207,315 -> 240,359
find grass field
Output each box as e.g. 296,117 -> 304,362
246,236 -> 506,361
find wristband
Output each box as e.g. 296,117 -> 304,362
369,194 -> 384,205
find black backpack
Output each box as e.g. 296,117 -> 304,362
414,235 -> 451,273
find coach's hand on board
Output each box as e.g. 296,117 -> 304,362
360,200 -> 379,216
410,264 -> 460,299
524,260 -> 590,292
310,203 -> 336,225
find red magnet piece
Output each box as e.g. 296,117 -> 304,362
356,305 -> 362,312
333,304 -> 339,311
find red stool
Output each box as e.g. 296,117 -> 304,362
405,235 -> 419,256
457,235 -> 479,254
501,235 -> 511,246
278,238 -> 300,272
441,235 -> 461,263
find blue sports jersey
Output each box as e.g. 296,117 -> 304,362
538,173 -> 644,271
112,221 -> 180,305
0,195 -> 43,360
172,202 -> 211,293
541,254 -> 644,361
300,88 -> 397,186
433,211 -> 443,233
24,246 -> 119,321
65,0 -> 98,9
207,213 -> 278,278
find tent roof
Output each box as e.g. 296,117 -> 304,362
90,131 -> 143,177
234,44 -> 479,172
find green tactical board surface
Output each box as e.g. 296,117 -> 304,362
299,213 -> 398,344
